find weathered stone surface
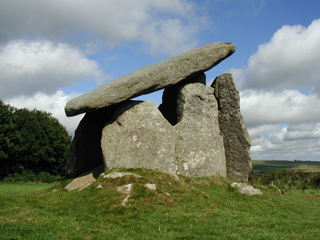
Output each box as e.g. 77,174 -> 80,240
231,183 -> 263,196
117,184 -> 132,206
117,184 -> 132,194
174,83 -> 227,177
212,73 -> 252,182
67,107 -> 116,177
65,165 -> 104,191
159,72 -> 206,125
65,42 -> 236,117
145,183 -> 157,190
103,172 -> 142,179
101,101 -> 177,174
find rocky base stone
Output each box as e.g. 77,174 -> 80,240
231,183 -> 263,196
65,165 -> 104,191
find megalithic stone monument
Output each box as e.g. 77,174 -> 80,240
65,42 -> 252,181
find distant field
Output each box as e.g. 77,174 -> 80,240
252,160 -> 320,176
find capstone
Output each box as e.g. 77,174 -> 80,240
65,42 -> 235,116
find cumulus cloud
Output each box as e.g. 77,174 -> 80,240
241,19 -> 320,94
250,124 -> 320,160
0,0 -> 206,56
0,40 -> 108,99
4,91 -> 83,136
240,90 -> 320,127
231,19 -> 320,160
240,89 -> 320,160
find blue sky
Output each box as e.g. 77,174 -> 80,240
1,0 -> 320,161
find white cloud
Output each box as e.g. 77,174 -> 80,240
231,19 -> 320,160
242,19 -> 320,93
249,124 -> 320,161
4,90 -> 83,136
284,123 -> 320,141
0,0 -> 206,56
240,90 -> 320,127
247,124 -> 282,139
0,40 -> 107,99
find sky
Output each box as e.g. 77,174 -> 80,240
1,0 -> 320,161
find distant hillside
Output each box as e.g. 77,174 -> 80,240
252,160 -> 320,176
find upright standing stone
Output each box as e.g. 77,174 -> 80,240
65,42 -> 236,117
174,83 -> 227,177
159,72 -> 206,125
212,73 -> 252,182
101,101 -> 177,174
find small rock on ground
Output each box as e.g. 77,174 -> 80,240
231,182 -> 263,196
104,172 -> 142,179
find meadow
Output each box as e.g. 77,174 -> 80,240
252,160 -> 320,176
1,165 -> 320,239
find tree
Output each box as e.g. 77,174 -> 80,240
0,100 -> 17,177
0,100 -> 71,179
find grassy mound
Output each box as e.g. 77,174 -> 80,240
1,168 -> 320,239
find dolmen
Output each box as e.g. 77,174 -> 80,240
65,42 -> 252,182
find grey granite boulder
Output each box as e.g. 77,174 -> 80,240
174,83 -> 226,177
231,183 -> 263,196
101,101 -> 177,174
211,73 -> 252,181
65,165 -> 104,191
65,42 -> 236,116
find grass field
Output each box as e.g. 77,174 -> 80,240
252,160 -> 320,176
1,168 -> 320,239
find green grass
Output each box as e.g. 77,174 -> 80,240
0,182 -> 55,194
1,168 -> 320,239
252,160 -> 320,176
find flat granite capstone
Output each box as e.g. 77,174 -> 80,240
65,42 -> 235,117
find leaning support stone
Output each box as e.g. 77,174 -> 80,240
174,83 -> 227,177
211,73 -> 252,182
65,42 -> 236,117
67,107 -> 116,177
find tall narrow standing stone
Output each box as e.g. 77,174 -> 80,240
174,83 -> 227,177
211,73 -> 252,182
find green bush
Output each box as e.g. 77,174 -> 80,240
2,170 -> 63,183
0,100 -> 71,180
252,169 -> 320,190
